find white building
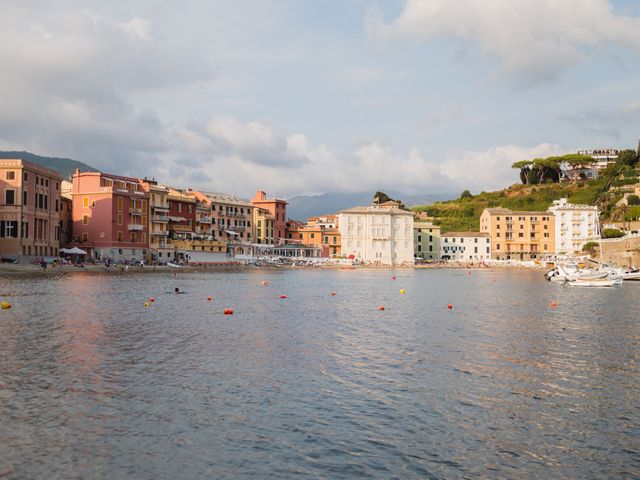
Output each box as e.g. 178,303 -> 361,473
547,198 -> 600,255
440,232 -> 491,261
561,149 -> 620,180
338,201 -> 414,266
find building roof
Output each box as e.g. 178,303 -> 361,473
168,188 -> 196,203
483,207 -> 551,216
0,158 -> 62,180
200,191 -> 253,207
338,205 -> 413,215
442,231 -> 490,238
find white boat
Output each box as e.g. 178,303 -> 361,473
621,269 -> 640,281
565,277 -> 622,287
546,264 -> 607,282
167,262 -> 183,268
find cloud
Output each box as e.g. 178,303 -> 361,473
0,5 -> 212,174
172,115 -> 559,196
559,100 -> 640,139
367,0 -> 640,83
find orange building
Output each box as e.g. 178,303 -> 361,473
285,215 -> 341,257
251,190 -> 287,245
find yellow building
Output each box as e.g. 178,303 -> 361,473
480,208 -> 555,260
253,207 -> 275,245
147,183 -> 174,262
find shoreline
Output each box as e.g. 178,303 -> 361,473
0,261 -> 540,278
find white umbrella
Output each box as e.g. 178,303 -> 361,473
67,247 -> 87,255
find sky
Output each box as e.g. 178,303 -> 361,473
1,0 -> 640,198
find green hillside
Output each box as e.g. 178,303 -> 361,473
413,177 -> 635,232
0,151 -> 98,179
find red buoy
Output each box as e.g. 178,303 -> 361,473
207,296 -> 212,301
378,305 -> 385,311
392,276 -> 397,280
447,304 -> 453,310
224,309 -> 234,315
149,297 -> 155,302
280,295 -> 287,299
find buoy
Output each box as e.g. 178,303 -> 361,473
378,305 -> 385,311
149,297 -> 155,303
392,276 -> 397,280
468,271 -> 472,275
550,301 -> 557,309
400,289 -> 406,294
207,296 -> 212,301
261,281 -> 269,287
144,302 -> 149,307
224,309 -> 234,315
1,301 -> 11,310
280,294 -> 287,299
330,292 -> 336,296
447,304 -> 453,310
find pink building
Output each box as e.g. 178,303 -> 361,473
251,190 -> 287,245
0,159 -> 62,259
70,170 -> 150,260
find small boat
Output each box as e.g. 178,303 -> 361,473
565,277 -> 622,287
167,262 -> 183,268
621,269 -> 640,281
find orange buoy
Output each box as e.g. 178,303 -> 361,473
224,309 -> 234,315
550,301 -> 557,309
378,305 -> 385,311
447,304 -> 453,310
280,294 -> 287,299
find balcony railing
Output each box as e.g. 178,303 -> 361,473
152,215 -> 169,222
129,208 -> 144,215
151,231 -> 169,237
128,224 -> 144,231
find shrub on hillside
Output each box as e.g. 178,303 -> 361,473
627,194 -> 640,206
582,241 -> 599,253
602,228 -> 625,239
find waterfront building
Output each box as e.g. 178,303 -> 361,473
200,192 -> 254,256
0,159 -> 62,259
251,191 -> 287,245
70,170 -> 149,260
253,207 -> 275,245
440,232 -> 491,261
480,208 -> 555,260
414,221 -> 441,260
147,183 -> 173,262
285,216 -> 341,257
547,198 -> 600,255
60,180 -> 73,246
338,201 -> 414,265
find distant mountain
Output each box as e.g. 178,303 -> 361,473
0,151 -> 99,180
286,190 -> 455,220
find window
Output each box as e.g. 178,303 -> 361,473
83,197 -> 89,207
81,233 -> 89,242
118,197 -> 123,212
82,215 -> 89,225
0,221 -> 18,238
5,171 -> 15,180
117,213 -> 123,225
117,231 -> 123,242
5,190 -> 15,205
23,172 -> 28,181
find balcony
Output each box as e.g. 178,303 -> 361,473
128,224 -> 144,231
129,208 -> 144,215
151,230 -> 169,237
151,204 -> 169,211
152,215 -> 169,222
171,224 -> 193,233
199,216 -> 213,224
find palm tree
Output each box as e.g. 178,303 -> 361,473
611,203 -> 630,232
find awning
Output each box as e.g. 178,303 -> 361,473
168,216 -> 187,222
225,230 -> 239,236
61,247 -> 87,254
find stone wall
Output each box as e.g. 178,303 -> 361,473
598,235 -> 640,268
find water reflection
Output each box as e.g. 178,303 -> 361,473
0,269 -> 638,478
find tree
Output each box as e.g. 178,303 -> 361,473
611,203 -> 630,231
459,190 -> 473,200
616,149 -> 639,167
561,153 -> 597,180
532,157 -> 561,184
512,160 -> 533,185
373,191 -> 392,204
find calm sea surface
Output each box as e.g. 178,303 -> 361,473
0,268 -> 638,479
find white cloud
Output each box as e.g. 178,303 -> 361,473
367,0 -> 640,82
173,115 -> 558,196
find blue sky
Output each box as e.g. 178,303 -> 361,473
1,0 -> 639,198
